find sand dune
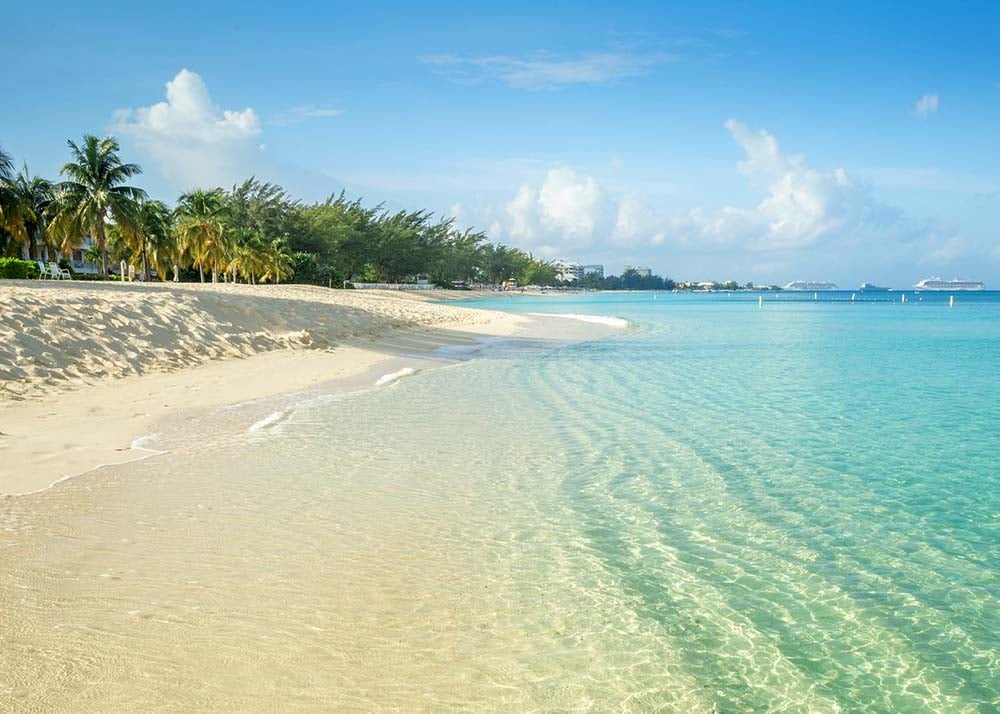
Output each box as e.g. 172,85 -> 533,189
0,281 -> 501,399
0,281 -> 519,494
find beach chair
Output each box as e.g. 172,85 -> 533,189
37,260 -> 49,279
49,262 -> 71,280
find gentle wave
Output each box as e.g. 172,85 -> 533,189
528,312 -> 630,328
375,367 -> 417,386
248,410 -> 289,433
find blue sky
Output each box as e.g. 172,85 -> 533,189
3,0 -> 999,286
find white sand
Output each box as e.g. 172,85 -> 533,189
0,281 -> 534,495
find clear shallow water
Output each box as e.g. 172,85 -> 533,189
2,291 -> 999,711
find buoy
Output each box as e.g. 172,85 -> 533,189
814,292 -> 818,300
950,295 -> 954,307
758,295 -> 763,308
901,294 -> 906,304
851,293 -> 856,302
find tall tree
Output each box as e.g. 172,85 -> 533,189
174,188 -> 228,283
259,237 -> 294,284
48,135 -> 146,279
116,199 -> 171,281
0,146 -> 28,250
6,165 -> 54,260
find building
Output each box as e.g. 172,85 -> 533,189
554,259 -> 584,283
68,235 -> 101,275
625,265 -> 652,278
582,264 -> 604,279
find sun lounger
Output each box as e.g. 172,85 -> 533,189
48,262 -> 71,280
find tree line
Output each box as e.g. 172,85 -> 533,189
579,269 -> 676,291
0,134 -> 559,287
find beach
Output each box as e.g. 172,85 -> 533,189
2,289 -> 999,711
0,281 -> 607,495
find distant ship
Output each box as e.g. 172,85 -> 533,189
913,277 -> 985,291
859,282 -> 890,292
783,281 -> 839,291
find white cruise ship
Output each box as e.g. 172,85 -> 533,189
783,280 -> 839,291
913,277 -> 985,291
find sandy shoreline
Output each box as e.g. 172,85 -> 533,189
0,281 -> 609,495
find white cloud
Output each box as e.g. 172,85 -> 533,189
453,121 -> 933,273
270,105 -> 344,126
694,119 -> 889,251
501,167 -> 616,256
422,51 -> 673,90
922,235 -> 969,264
114,69 -> 262,191
915,93 -> 939,118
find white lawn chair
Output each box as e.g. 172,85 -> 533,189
49,262 -> 71,280
37,260 -> 49,279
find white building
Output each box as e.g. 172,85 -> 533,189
554,259 -> 584,283
67,235 -> 101,275
582,264 -> 604,279
625,265 -> 652,278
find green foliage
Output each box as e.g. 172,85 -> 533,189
291,251 -> 340,286
3,137 -> 568,288
582,270 -> 676,291
173,188 -> 227,282
0,257 -> 40,279
47,135 -> 147,278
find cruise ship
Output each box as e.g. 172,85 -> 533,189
783,281 -> 839,291
913,277 -> 985,291
859,282 -> 890,292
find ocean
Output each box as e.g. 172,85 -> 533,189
2,290 -> 999,711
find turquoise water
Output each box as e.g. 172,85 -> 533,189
451,290 -> 1000,710
3,290 -> 999,711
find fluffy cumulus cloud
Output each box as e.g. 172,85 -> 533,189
114,69 -> 263,191
915,93 -> 939,118
457,120 -> 898,264
500,167 -> 615,256
676,120 -> 894,251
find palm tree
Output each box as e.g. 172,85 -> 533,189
48,135 -> 146,279
174,188 -> 228,283
228,227 -> 266,284
147,211 -> 183,282
0,146 -> 28,249
259,237 -> 294,284
118,199 -> 171,281
6,165 -> 54,260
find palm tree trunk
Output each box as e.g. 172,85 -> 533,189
95,221 -> 108,279
199,262 -> 205,283
141,236 -> 151,282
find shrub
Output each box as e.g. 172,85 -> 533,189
0,258 -> 41,279
291,252 -> 340,287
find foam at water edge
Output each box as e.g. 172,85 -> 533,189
528,313 -> 630,328
248,410 -> 289,433
130,434 -> 163,452
376,367 -> 417,386
8,436 -> 169,497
